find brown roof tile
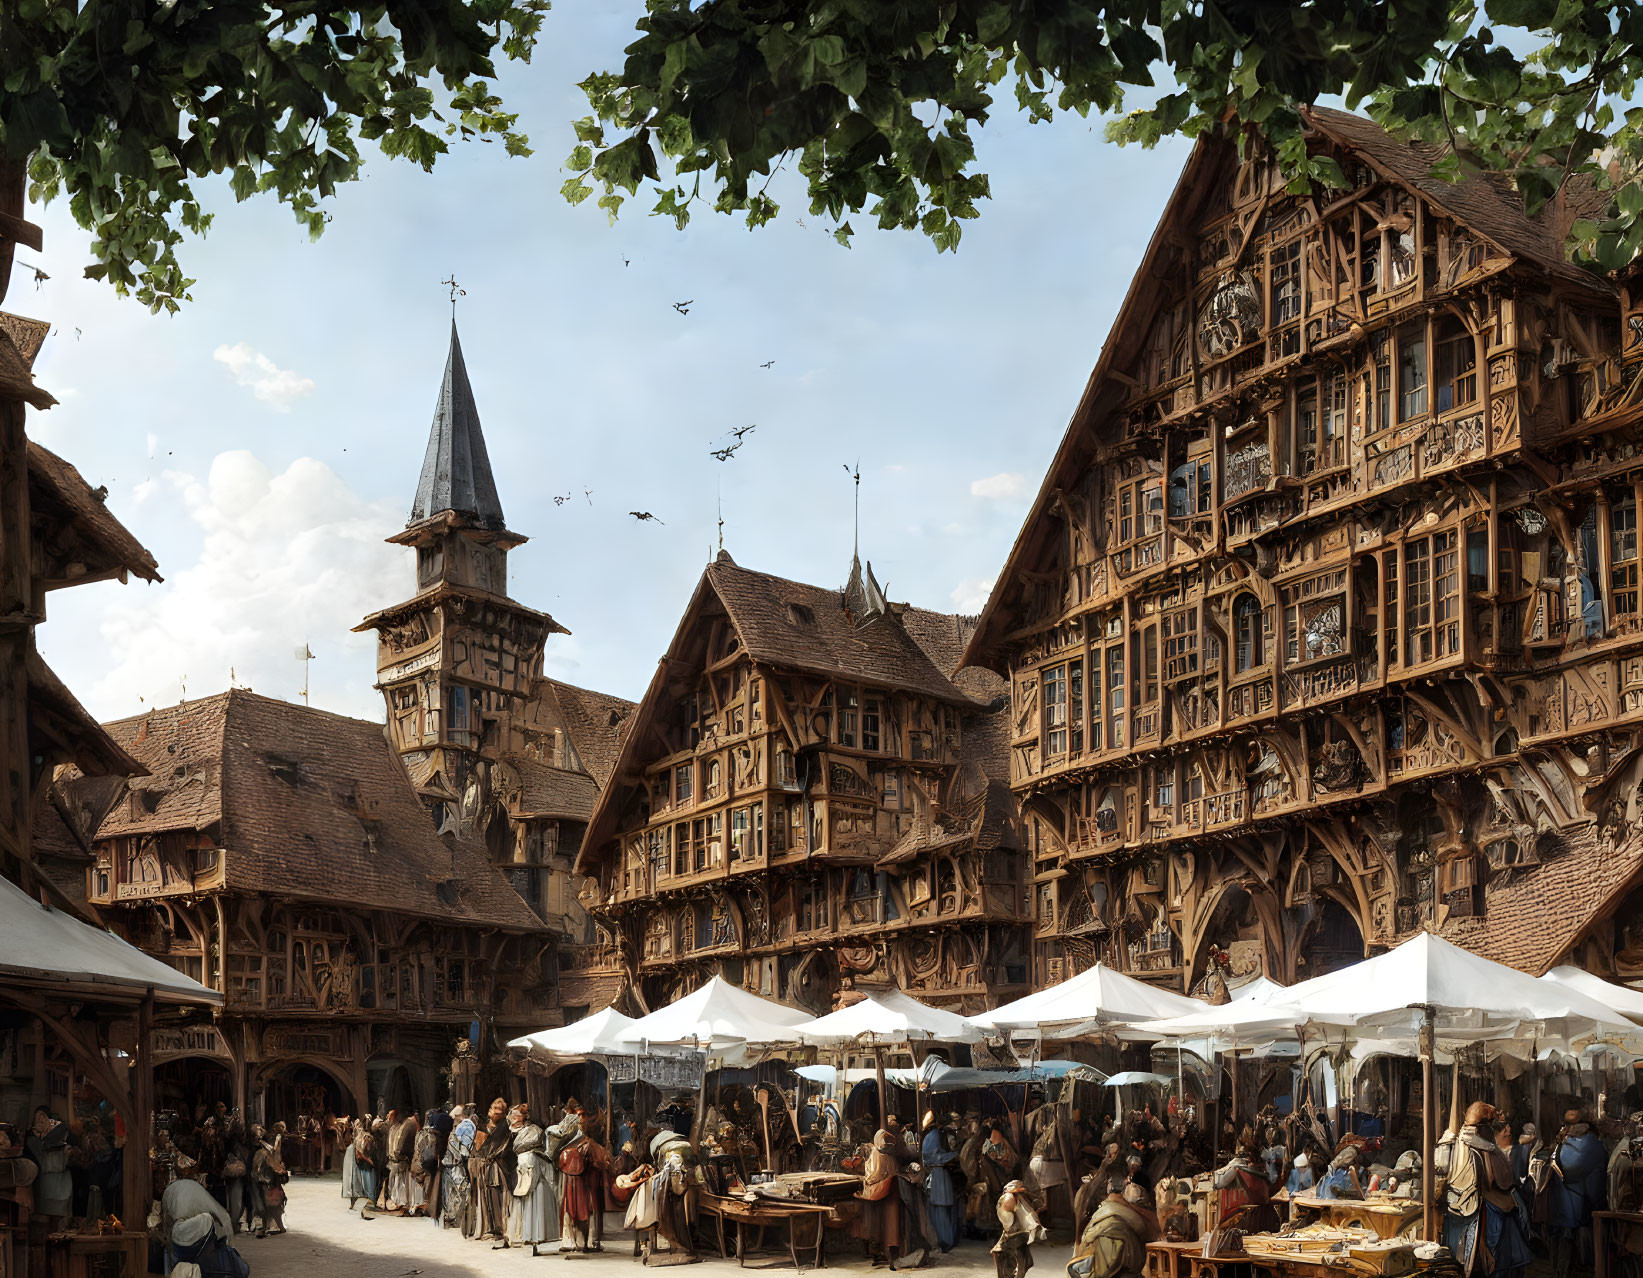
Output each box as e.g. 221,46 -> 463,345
707,557 -> 976,705
29,440 -> 161,584
542,679 -> 635,791
86,689 -> 542,930
1304,107 -> 1612,297
1443,823 -> 1642,975
496,753 -> 600,821
0,326 -> 53,409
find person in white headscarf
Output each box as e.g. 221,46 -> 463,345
509,1104 -> 557,1255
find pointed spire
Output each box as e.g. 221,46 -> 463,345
843,553 -> 889,626
410,321 -> 506,530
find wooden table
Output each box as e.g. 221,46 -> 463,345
693,1190 -> 835,1270
44,1231 -> 147,1278
1593,1209 -> 1643,1278
1148,1238 -> 1429,1278
1287,1196 -> 1423,1240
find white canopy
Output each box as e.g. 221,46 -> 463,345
509,1007 -> 669,1065
1275,932 -> 1639,1046
1541,965 -> 1643,1025
617,976 -> 810,1053
973,962 -> 1206,1037
0,874 -> 219,1006
796,991 -> 983,1046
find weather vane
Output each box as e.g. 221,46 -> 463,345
844,459 -> 861,556
442,273 -> 466,317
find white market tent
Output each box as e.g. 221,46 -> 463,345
795,991 -> 983,1046
1276,932 -> 1638,1044
1541,964 -> 1643,1025
618,975 -> 810,1054
974,961 -> 1206,1037
0,874 -> 219,1005
509,1006 -> 656,1065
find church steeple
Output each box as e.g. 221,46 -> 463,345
410,321 -> 506,531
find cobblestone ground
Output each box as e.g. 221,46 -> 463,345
231,1176 -> 1074,1278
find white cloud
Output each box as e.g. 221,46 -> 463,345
969,471 -> 1026,500
950,576 -> 996,613
78,451 -> 403,720
212,342 -> 315,410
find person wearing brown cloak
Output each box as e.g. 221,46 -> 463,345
854,1129 -> 907,1269
473,1099 -> 516,1246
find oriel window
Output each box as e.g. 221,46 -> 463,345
1434,317 -> 1478,412
1398,324 -> 1428,420
1612,486 -> 1639,619
1043,664 -> 1068,757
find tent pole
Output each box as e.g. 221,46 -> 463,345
875,1044 -> 888,1130
1420,1007 -> 1436,1243
691,1044 -> 709,1154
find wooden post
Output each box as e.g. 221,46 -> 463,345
1419,1007 -> 1436,1243
690,1048 -> 709,1152
123,993 -> 155,1228
875,1046 -> 888,1131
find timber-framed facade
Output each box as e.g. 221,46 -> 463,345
963,108 -> 1643,995
577,553 -> 1031,1014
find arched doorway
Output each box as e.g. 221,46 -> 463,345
366,1060 -> 418,1117
259,1059 -> 351,1126
1297,898 -> 1364,978
155,1056 -> 234,1125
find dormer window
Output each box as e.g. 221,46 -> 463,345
787,602 -> 815,626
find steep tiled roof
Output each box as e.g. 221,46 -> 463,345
544,679 -> 635,791
1304,108 -> 1611,297
706,557 -> 976,705
576,556 -> 1009,874
497,753 -> 599,822
87,690 -> 541,930
0,325 -> 53,409
1445,823 -> 1643,975
27,651 -> 147,779
29,441 -> 161,585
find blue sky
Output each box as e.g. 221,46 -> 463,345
27,2 -> 1191,722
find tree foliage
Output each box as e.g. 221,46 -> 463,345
564,0 -> 1643,268
0,0 -> 547,311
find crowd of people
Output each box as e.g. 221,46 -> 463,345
336,1097 -> 667,1256
0,1106 -> 125,1229
52,1084 -> 1632,1278
150,1104 -> 297,1241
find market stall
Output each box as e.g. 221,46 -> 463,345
0,874 -> 219,1278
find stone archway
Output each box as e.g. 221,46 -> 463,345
154,1053 -> 234,1122
253,1055 -> 356,1125
1295,896 -> 1365,979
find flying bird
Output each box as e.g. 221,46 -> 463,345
672,300 -> 693,315
553,492 -> 571,506
710,442 -> 742,462
584,488 -> 594,506
630,510 -> 665,524
730,425 -> 757,441
759,360 -> 775,369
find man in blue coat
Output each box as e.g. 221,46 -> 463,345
921,1110 -> 961,1253
1547,1107 -> 1607,1278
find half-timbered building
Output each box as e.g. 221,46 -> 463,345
63,688 -> 548,1119
962,108 -> 1643,993
576,551 -> 1030,1014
